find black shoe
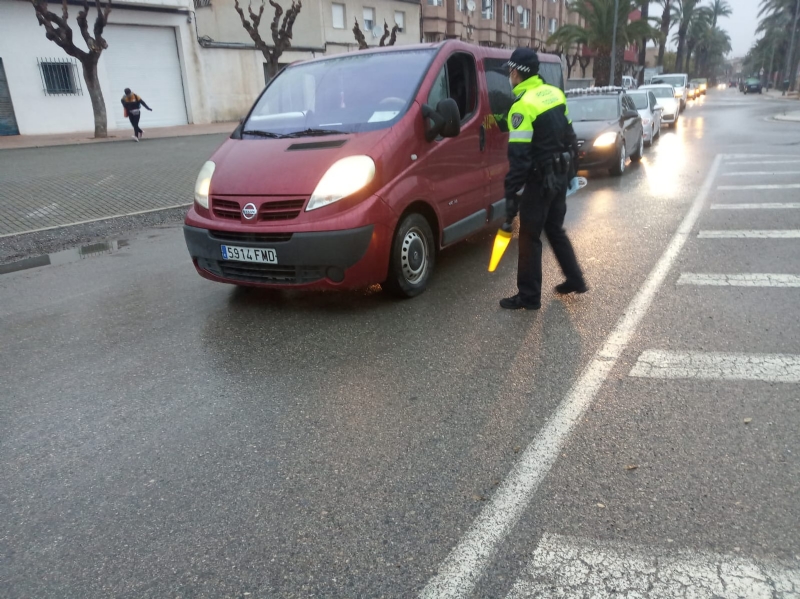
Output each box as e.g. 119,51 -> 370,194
555,280 -> 588,295
500,294 -> 541,310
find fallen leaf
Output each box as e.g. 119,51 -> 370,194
513,446 -> 521,453
625,464 -> 639,471
743,418 -> 752,424
472,494 -> 485,502
597,503 -> 606,508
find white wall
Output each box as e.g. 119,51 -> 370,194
0,0 -> 202,135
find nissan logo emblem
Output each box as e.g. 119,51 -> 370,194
242,203 -> 257,220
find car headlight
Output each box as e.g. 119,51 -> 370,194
675,89 -> 684,97
194,161 -> 215,209
306,155 -> 376,212
593,132 -> 618,147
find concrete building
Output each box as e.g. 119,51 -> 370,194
0,0 -> 420,136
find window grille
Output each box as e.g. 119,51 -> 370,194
38,58 -> 82,96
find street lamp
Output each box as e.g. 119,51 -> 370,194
609,0 -> 620,86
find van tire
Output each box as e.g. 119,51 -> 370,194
384,213 -> 436,298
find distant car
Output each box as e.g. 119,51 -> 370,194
744,78 -> 763,94
622,75 -> 637,90
687,82 -> 699,100
651,73 -> 689,110
566,88 -> 644,177
639,84 -> 680,127
626,89 -> 662,146
690,78 -> 708,95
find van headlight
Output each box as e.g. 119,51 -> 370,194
306,155 -> 376,212
593,132 -> 618,147
194,161 -> 215,209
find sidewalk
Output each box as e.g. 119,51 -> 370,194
774,110 -> 800,122
0,121 -> 238,150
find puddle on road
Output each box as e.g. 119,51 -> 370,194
0,239 -> 129,276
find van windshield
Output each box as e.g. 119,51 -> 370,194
243,49 -> 435,137
651,75 -> 686,88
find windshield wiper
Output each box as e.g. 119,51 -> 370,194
284,128 -> 347,138
242,130 -> 286,138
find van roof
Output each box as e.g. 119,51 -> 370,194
292,40 -> 562,67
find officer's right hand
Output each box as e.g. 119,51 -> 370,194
505,197 -> 519,220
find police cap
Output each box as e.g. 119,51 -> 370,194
505,48 -> 540,77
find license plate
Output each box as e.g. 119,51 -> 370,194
220,245 -> 277,264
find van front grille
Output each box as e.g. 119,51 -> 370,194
210,261 -> 325,285
259,199 -> 306,221
212,199 -> 241,220
209,230 -> 293,243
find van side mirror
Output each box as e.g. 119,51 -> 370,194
421,98 -> 461,142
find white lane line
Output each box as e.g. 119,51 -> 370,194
418,154 -> 724,599
699,230 -> 800,238
678,273 -> 800,287
724,159 -> 800,165
718,183 -> 800,190
711,203 -> 800,209
720,171 -> 800,176
505,534 -> 800,599
628,350 -> 800,383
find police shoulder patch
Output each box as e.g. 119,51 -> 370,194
511,113 -> 524,129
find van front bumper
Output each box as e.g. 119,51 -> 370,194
184,224 -> 389,289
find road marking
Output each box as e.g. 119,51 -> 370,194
505,534 -> 800,599
720,171 -> 800,176
418,155 -> 724,599
718,183 -> 800,190
724,159 -> 800,165
628,350 -> 800,383
0,204 -> 192,239
698,230 -> 800,238
711,203 -> 800,210
678,273 -> 800,287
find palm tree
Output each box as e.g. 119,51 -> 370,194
708,0 -> 732,27
637,0 -> 651,84
681,6 -> 712,76
656,0 -> 673,67
548,0 -> 659,85
672,0 -> 703,72
758,0 -> 800,90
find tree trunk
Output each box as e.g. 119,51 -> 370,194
265,56 -> 279,81
675,32 -> 687,72
686,43 -> 695,77
594,53 -> 611,89
638,1 -> 649,85
657,0 -> 671,67
82,59 -> 107,139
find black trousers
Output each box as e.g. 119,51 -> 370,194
516,175 -> 585,302
128,113 -> 142,136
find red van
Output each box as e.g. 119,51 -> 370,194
184,41 -> 563,297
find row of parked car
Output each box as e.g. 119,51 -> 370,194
565,75 -> 694,177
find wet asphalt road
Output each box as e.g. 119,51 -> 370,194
2,90 -> 799,598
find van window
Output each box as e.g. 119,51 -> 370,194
538,61 -> 564,90
244,49 -> 435,136
484,58 -> 515,132
427,52 -> 478,122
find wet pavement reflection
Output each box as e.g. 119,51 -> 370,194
0,239 -> 128,275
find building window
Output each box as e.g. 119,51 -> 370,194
537,13 -> 544,31
332,3 -> 345,28
394,11 -> 405,32
503,3 -> 514,24
193,0 -> 211,7
38,58 -> 81,96
425,33 -> 441,42
521,8 -> 530,28
428,0 -> 443,4
482,0 -> 494,20
363,7 -> 375,31
549,17 -> 558,33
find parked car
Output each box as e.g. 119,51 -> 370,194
183,41 -> 565,297
690,78 -> 708,95
651,73 -> 689,110
622,75 -> 637,90
687,82 -> 699,100
639,84 -> 680,127
565,88 -> 644,177
626,89 -> 662,146
744,78 -> 763,94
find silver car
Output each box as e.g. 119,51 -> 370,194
626,90 -> 662,146
639,84 -> 681,128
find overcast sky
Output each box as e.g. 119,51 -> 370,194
648,0 -> 760,59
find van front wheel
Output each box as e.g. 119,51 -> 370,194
384,213 -> 435,298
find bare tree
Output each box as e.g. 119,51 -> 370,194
31,0 -> 112,138
353,18 -> 369,50
379,20 -> 399,47
353,19 -> 399,50
578,55 -> 592,78
234,0 -> 302,80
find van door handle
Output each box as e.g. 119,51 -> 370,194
479,124 -> 486,152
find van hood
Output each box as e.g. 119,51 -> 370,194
208,131 -> 386,196
571,120 -> 618,142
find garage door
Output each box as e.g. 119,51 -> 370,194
104,26 -> 188,129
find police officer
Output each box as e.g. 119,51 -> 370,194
500,48 -> 587,310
